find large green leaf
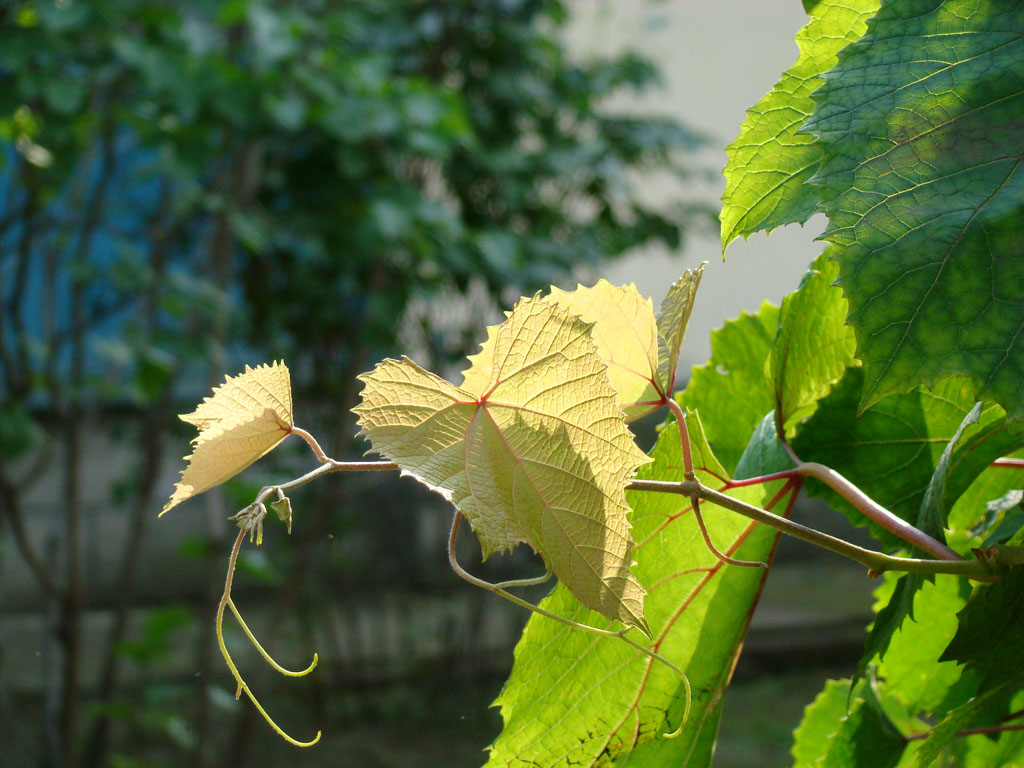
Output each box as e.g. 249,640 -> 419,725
793,370 -> 978,549
720,0 -> 880,249
768,249 -> 857,435
795,575 -> 972,767
792,679 -> 852,768
791,678 -> 906,768
684,249 -> 854,471
912,675 -> 1022,768
797,566 -> 1024,766
874,575 -> 969,716
852,401 -> 1024,682
953,692 -> 1024,768
941,564 -> 1024,688
680,303 -> 778,474
805,0 -> 1024,421
820,683 -> 906,768
857,573 -> 927,691
795,372 -> 984,681
485,411 -> 788,767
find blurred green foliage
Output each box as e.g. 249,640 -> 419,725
0,1 -> 705,766
1,0 -> 707,399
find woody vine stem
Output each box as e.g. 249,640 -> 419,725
215,414 -> 1024,745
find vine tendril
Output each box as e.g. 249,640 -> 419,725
216,511 -> 321,747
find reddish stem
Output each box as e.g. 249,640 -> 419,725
723,469 -> 801,490
690,493 -> 766,568
906,722 -> 1024,742
795,460 -> 960,561
665,398 -> 695,481
992,458 -> 1024,469
289,426 -> 328,464
780,437 -> 960,562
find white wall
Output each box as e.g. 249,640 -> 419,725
567,0 -> 829,370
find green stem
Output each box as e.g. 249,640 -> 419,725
267,443 -> 1007,580
689,493 -> 766,568
447,512 -> 633,640
626,479 -> 1002,580
253,459 -> 398,506
278,452 -> 997,578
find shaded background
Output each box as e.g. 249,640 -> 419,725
0,2 -> 874,766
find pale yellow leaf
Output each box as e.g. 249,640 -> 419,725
161,362 -> 293,515
657,263 -> 705,393
180,360 -> 292,430
355,297 -> 652,633
546,280 -> 662,421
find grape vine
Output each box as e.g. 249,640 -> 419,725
162,1 -> 1024,764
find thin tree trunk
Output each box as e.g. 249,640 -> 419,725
58,111 -> 117,768
57,247 -> 85,768
43,535 -> 63,767
191,137 -> 264,767
80,218 -> 172,767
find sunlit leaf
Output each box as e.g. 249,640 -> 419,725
720,0 -> 880,249
354,297 -> 652,632
656,263 -> 704,395
792,679 -> 853,768
875,575 -> 968,716
795,576 -> 969,768
768,250 -> 856,435
791,678 -> 905,768
805,0 -> 1024,421
161,362 -> 293,515
546,280 -> 662,420
680,302 -> 779,474
178,360 -> 292,431
485,409 -> 787,767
